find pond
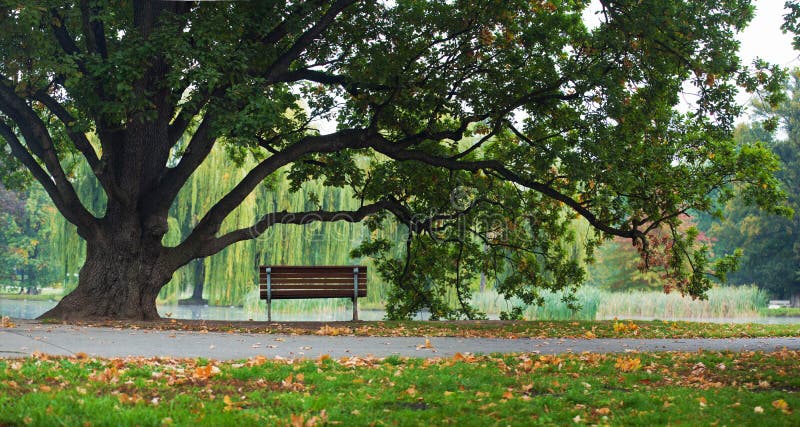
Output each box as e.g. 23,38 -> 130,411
2,298 -> 799,324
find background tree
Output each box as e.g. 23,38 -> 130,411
0,0 -> 788,320
708,73 -> 800,303
0,184 -> 60,291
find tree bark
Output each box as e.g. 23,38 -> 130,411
38,237 -> 171,320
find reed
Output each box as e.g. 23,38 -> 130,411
470,285 -> 769,320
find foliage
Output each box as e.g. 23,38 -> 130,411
0,1 -> 790,319
708,74 -> 800,299
0,184 -> 60,289
1,351 -> 800,425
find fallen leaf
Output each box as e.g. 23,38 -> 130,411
0,316 -> 15,328
754,406 -> 764,413
772,399 -> 792,414
614,356 -> 641,372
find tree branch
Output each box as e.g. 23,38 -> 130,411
196,198 -> 403,259
175,128 -> 375,257
365,135 -> 646,241
264,0 -> 358,79
31,89 -> 100,169
272,69 -> 392,96
0,120 -> 96,235
149,112 -> 219,213
78,0 -> 108,59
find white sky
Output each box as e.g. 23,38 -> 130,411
738,1 -> 798,68
736,0 -> 799,119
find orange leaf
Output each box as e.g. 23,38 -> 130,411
290,414 -> 304,427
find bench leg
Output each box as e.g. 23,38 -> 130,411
352,297 -> 358,321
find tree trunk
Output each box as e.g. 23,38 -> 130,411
38,238 -> 172,320
179,259 -> 208,306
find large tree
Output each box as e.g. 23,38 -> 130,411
0,0 -> 788,320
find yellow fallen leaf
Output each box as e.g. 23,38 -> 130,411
754,406 -> 764,413
772,399 -> 792,414
614,356 -> 641,372
0,316 -> 15,328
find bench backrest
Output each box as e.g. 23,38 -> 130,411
769,300 -> 791,307
259,266 -> 367,300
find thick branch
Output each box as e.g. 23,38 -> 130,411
149,113 -> 218,212
79,0 -> 109,59
264,0 -> 357,79
0,121 -> 95,235
31,90 -> 100,169
49,8 -> 82,58
272,69 -> 392,96
366,135 -> 645,241
180,129 -> 373,249
197,198 -> 403,259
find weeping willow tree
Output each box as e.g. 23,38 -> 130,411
45,143 -> 402,307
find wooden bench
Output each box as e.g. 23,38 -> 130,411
768,300 -> 791,309
259,266 -> 367,321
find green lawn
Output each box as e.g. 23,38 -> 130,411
760,308 -> 800,317
1,350 -> 798,426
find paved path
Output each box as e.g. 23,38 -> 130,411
2,322 -> 799,360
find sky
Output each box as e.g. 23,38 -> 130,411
736,0 -> 799,117
738,1 -> 798,68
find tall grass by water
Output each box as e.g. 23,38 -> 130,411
240,284 -> 768,321
470,285 -> 769,321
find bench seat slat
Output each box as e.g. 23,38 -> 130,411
261,290 -> 367,299
260,266 -> 365,274
259,277 -> 367,284
258,271 -> 367,280
261,284 -> 365,290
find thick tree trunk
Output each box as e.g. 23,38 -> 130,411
179,259 -> 208,306
38,238 -> 173,320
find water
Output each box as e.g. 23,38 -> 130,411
1,298 -> 798,324
0,298 -> 396,321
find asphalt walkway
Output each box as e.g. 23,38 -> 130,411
2,322 -> 799,360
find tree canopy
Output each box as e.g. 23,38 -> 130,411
0,0 -> 790,320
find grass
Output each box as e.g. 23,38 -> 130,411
44,318 -> 800,339
471,285 -> 769,321
760,308 -> 800,317
1,350 -> 798,426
